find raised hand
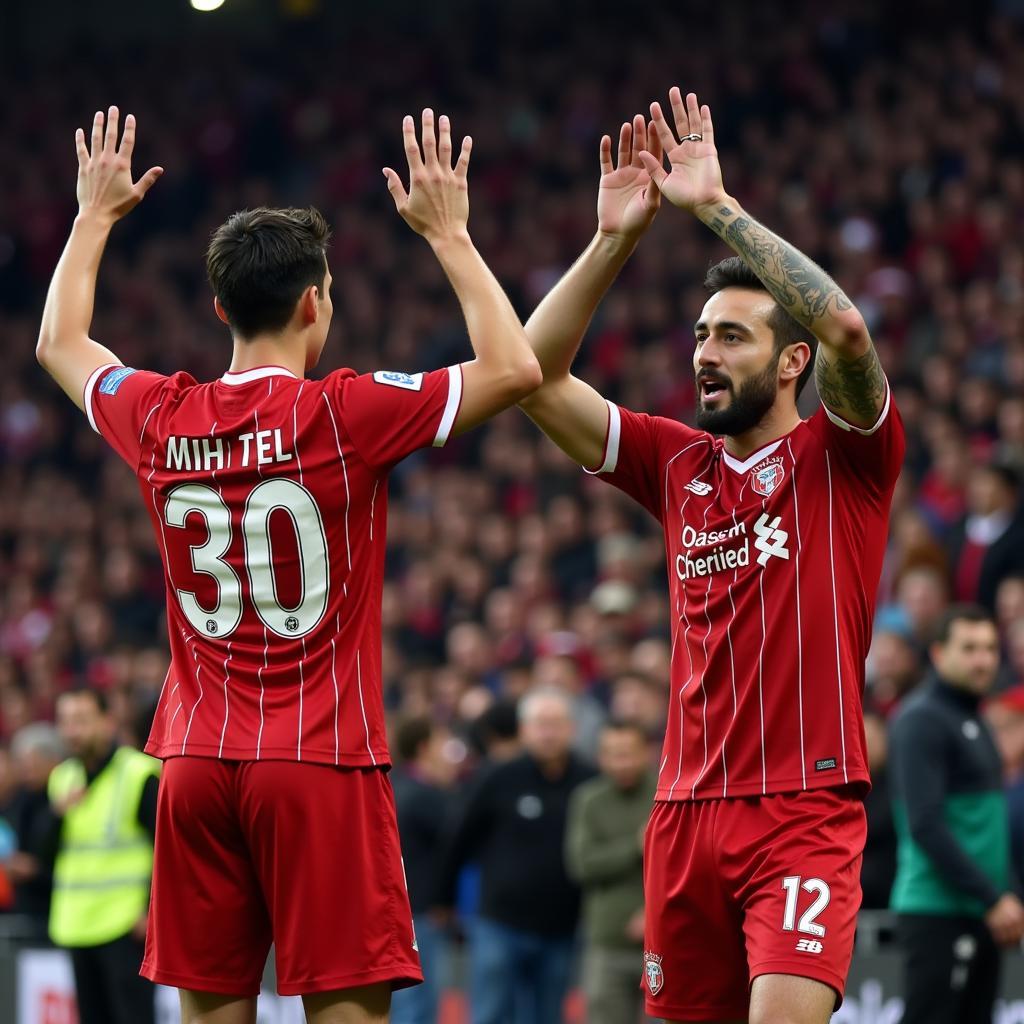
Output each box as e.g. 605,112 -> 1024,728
76,107 -> 163,224
383,109 -> 472,244
597,114 -> 662,242
638,88 -> 725,215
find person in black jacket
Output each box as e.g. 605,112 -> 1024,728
889,605 -> 1024,1024
436,687 -> 595,1024
390,717 -> 457,1024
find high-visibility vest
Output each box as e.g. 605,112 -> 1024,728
47,746 -> 160,947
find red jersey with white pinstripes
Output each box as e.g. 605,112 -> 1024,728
84,362 -> 463,766
590,389 -> 904,801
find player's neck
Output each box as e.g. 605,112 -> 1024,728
228,334 -> 307,380
722,406 -> 801,461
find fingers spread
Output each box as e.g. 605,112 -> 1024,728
382,167 -> 409,207
649,102 -> 677,153
402,115 -> 423,172
599,134 -> 613,176
75,128 -> 89,170
438,114 -> 453,169
631,114 -> 647,166
91,111 -> 104,160
119,113 -> 137,160
647,118 -> 663,162
104,105 -> 119,154
454,135 -> 472,178
638,150 -> 668,187
421,108 -> 438,167
685,92 -> 701,140
668,87 -> 688,140
701,103 -> 715,144
616,122 -> 631,171
136,166 -> 164,197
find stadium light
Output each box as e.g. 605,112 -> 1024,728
190,0 -> 226,10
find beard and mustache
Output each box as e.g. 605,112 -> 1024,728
695,357 -> 779,436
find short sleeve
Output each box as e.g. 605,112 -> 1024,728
586,401 -> 701,522
84,364 -> 173,469
332,366 -> 463,472
811,383 -> 906,495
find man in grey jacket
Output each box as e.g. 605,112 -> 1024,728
566,719 -> 657,1024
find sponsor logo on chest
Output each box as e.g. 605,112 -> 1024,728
674,512 -> 790,581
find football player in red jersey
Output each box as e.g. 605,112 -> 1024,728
520,89 -> 905,1024
37,106 -> 540,1024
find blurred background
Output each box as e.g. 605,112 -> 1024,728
2,0 -> 1024,1021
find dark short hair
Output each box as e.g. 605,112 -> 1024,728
57,687 -> 108,714
601,717 -> 649,743
703,256 -> 818,398
932,604 -> 995,647
206,207 -> 330,338
394,716 -> 433,764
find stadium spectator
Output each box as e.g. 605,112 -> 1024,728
889,605 -> 1024,1024
47,688 -> 160,1024
565,718 -> 656,1024
984,685 -> 1024,883
860,709 -> 897,910
948,462 -> 1024,610
4,722 -> 64,931
436,688 -> 594,1024
390,716 -> 458,1024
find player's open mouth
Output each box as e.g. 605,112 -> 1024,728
700,380 -> 729,403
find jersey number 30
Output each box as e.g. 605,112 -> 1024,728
164,480 -> 329,640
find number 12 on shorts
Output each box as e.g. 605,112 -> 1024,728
780,875 -> 830,938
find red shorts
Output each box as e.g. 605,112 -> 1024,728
642,786 -> 865,1021
141,757 -> 422,997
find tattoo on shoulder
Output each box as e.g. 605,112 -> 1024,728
815,346 -> 886,422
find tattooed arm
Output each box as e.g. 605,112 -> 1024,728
703,205 -> 885,427
639,89 -> 886,429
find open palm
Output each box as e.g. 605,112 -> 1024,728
639,88 -> 725,214
597,114 -> 662,241
76,107 -> 163,223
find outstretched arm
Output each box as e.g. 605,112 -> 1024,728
384,109 -> 541,434
640,88 -> 885,429
520,116 -> 661,468
37,107 -> 164,410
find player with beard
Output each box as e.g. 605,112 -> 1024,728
520,89 -> 905,1024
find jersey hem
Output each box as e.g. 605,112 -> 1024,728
141,962 -> 262,998
654,769 -> 869,802
277,961 -> 424,996
748,961 -> 844,1002
145,742 -> 392,768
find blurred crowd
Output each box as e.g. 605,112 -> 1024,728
2,0 -> 1024,985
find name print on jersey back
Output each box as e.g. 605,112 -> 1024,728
592,397 -> 905,802
85,361 -> 464,767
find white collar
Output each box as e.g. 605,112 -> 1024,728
219,366 -> 299,386
721,438 -> 785,474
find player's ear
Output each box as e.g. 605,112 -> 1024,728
213,297 -> 230,326
300,285 -> 320,326
780,341 -> 810,383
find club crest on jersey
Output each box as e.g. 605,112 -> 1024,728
372,370 -> 424,391
750,456 -> 785,497
644,952 -> 664,995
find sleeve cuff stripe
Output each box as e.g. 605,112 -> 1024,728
432,364 -> 463,447
822,381 -> 891,436
584,400 -> 621,475
83,363 -> 121,434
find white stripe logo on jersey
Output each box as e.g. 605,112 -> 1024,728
684,478 -> 713,495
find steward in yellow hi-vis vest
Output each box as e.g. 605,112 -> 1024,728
49,688 -> 160,1024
